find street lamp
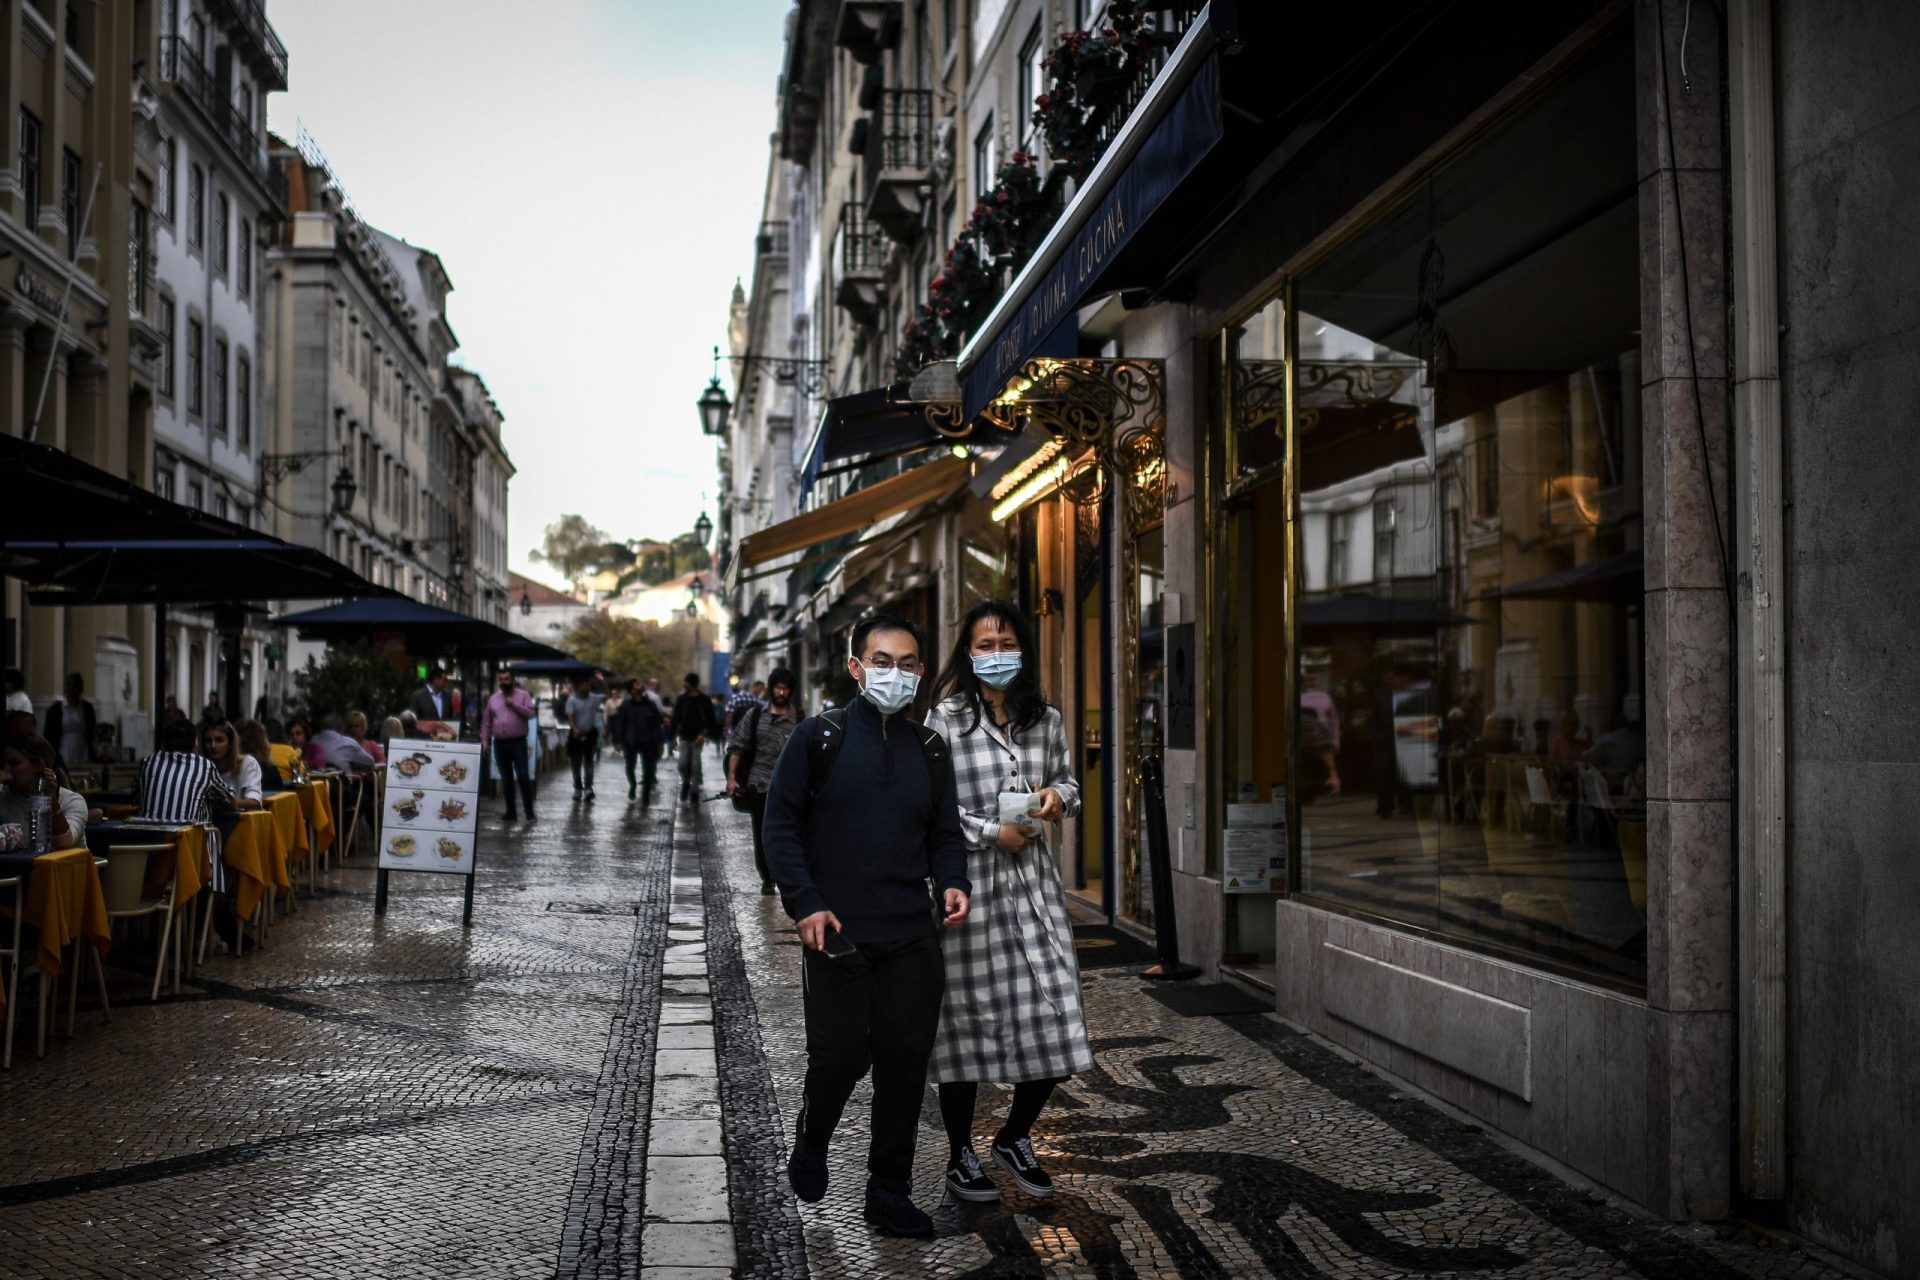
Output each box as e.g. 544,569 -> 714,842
694,511 -> 713,548
518,590 -> 532,617
697,369 -> 731,438
262,443 -> 357,514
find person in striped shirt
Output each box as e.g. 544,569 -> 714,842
135,717 -> 238,908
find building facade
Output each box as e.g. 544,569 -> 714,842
2,0 -> 163,747
148,0 -> 288,719
261,127 -> 511,690
720,0 -> 1920,1270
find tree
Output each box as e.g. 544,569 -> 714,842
292,639 -> 420,725
562,612 -> 672,681
530,514 -> 613,589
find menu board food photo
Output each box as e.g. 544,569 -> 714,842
378,739 -> 482,876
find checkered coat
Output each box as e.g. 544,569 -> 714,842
924,695 -> 1095,1084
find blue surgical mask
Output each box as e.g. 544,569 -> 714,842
859,663 -> 919,714
971,651 -> 1023,689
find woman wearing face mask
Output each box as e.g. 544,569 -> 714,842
922,599 -> 1090,1206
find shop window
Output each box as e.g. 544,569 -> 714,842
1285,32 -> 1645,985
18,109 -> 41,229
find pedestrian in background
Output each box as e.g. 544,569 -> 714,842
725,679 -> 765,736
923,599 -> 1091,1205
410,667 -> 453,723
43,672 -> 97,767
481,669 -> 538,822
2,668 -> 29,716
671,673 -> 718,803
564,674 -> 606,801
725,666 -> 801,895
763,614 -> 971,1237
610,679 -> 664,804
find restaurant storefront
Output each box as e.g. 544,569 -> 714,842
950,0 -> 1736,1222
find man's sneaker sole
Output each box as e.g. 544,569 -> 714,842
992,1146 -> 1054,1197
943,1171 -> 1001,1203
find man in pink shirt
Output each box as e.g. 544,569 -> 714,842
482,668 -> 539,821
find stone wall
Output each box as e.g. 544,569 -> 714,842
1776,1 -> 1920,1272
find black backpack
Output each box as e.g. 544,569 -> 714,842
804,707 -> 948,807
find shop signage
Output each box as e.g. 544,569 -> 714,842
1223,799 -> 1285,893
960,55 -> 1223,422
14,266 -> 65,316
375,737 -> 482,924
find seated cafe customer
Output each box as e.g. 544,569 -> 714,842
138,717 -> 240,942
200,720 -> 263,811
308,716 -> 376,772
265,720 -> 303,780
238,720 -> 284,791
0,733 -> 87,850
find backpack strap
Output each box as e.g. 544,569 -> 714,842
805,707 -> 849,797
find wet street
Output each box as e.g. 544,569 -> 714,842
0,753 -> 1856,1279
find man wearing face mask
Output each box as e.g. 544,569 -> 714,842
761,613 -> 971,1238
725,666 -> 802,895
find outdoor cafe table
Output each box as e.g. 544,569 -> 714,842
84,821 -> 211,908
222,809 -> 291,922
264,790 -> 308,865
291,778 -> 336,856
0,846 -> 111,1007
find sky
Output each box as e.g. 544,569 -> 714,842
267,0 -> 790,589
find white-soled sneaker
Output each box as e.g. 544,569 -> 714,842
943,1148 -> 1001,1203
991,1136 -> 1054,1197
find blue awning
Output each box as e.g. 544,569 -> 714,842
957,12 -> 1224,421
799,388 -> 942,493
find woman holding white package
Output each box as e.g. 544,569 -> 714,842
922,599 -> 1092,1206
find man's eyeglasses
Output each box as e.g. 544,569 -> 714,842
863,657 -> 922,674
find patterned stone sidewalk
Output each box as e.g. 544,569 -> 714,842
0,753 -> 1871,1278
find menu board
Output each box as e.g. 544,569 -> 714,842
377,738 -> 481,875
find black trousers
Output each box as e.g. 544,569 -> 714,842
623,744 -> 660,796
800,932 -> 945,1192
744,790 -> 771,886
492,737 -> 534,815
568,730 -> 600,789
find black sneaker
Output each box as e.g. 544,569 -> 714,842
991,1136 -> 1053,1197
586,787 -> 596,802
760,882 -> 776,897
944,1148 -> 1000,1203
786,1119 -> 828,1203
499,810 -> 517,822
863,1185 -> 934,1237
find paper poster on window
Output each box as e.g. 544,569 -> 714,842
378,739 -> 481,875
1223,825 -> 1285,893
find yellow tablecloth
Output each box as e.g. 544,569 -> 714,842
133,823 -> 213,909
293,779 -> 336,854
223,810 -> 290,921
264,791 -> 308,863
24,847 -> 111,981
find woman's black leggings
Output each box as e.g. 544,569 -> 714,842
938,1078 -> 1064,1158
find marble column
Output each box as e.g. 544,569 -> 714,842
1637,0 -> 1734,1220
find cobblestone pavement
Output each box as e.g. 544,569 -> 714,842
0,751 -> 1867,1278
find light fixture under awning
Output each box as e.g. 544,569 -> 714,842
736,455 -> 972,569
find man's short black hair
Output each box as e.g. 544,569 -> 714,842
683,673 -> 700,688
2,667 -> 21,691
160,718 -> 197,752
429,668 -> 448,684
850,613 -> 925,662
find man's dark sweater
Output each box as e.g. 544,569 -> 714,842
762,697 -> 970,944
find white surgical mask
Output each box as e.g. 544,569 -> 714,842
859,663 -> 919,714
971,651 -> 1023,689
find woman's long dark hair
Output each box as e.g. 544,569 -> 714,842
930,599 -> 1049,737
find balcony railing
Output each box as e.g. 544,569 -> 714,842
158,37 -> 289,211
1085,4 -> 1206,158
834,204 -> 888,276
875,88 -> 932,172
209,0 -> 289,86
756,221 -> 790,257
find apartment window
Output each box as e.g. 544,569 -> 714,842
1372,498 -> 1395,582
154,466 -> 175,502
157,295 -> 176,398
129,199 -> 150,316
346,317 -> 356,372
942,0 -> 955,46
186,317 -> 204,415
187,480 -> 204,511
214,493 -> 229,520
237,218 -> 252,295
18,110 -> 41,229
187,13 -> 204,59
62,148 -> 81,258
213,191 -> 229,273
187,165 -> 204,249
158,137 -> 175,222
236,352 -> 251,449
973,116 -> 997,201
332,305 -> 344,359
1018,21 -> 1045,146
237,84 -> 255,134
211,337 -> 228,436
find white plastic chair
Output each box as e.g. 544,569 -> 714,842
61,858 -> 115,1041
100,843 -> 180,1000
1,876 -> 21,1070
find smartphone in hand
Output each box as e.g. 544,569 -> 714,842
823,929 -> 858,960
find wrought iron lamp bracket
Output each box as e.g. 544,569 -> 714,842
728,352 -> 832,397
